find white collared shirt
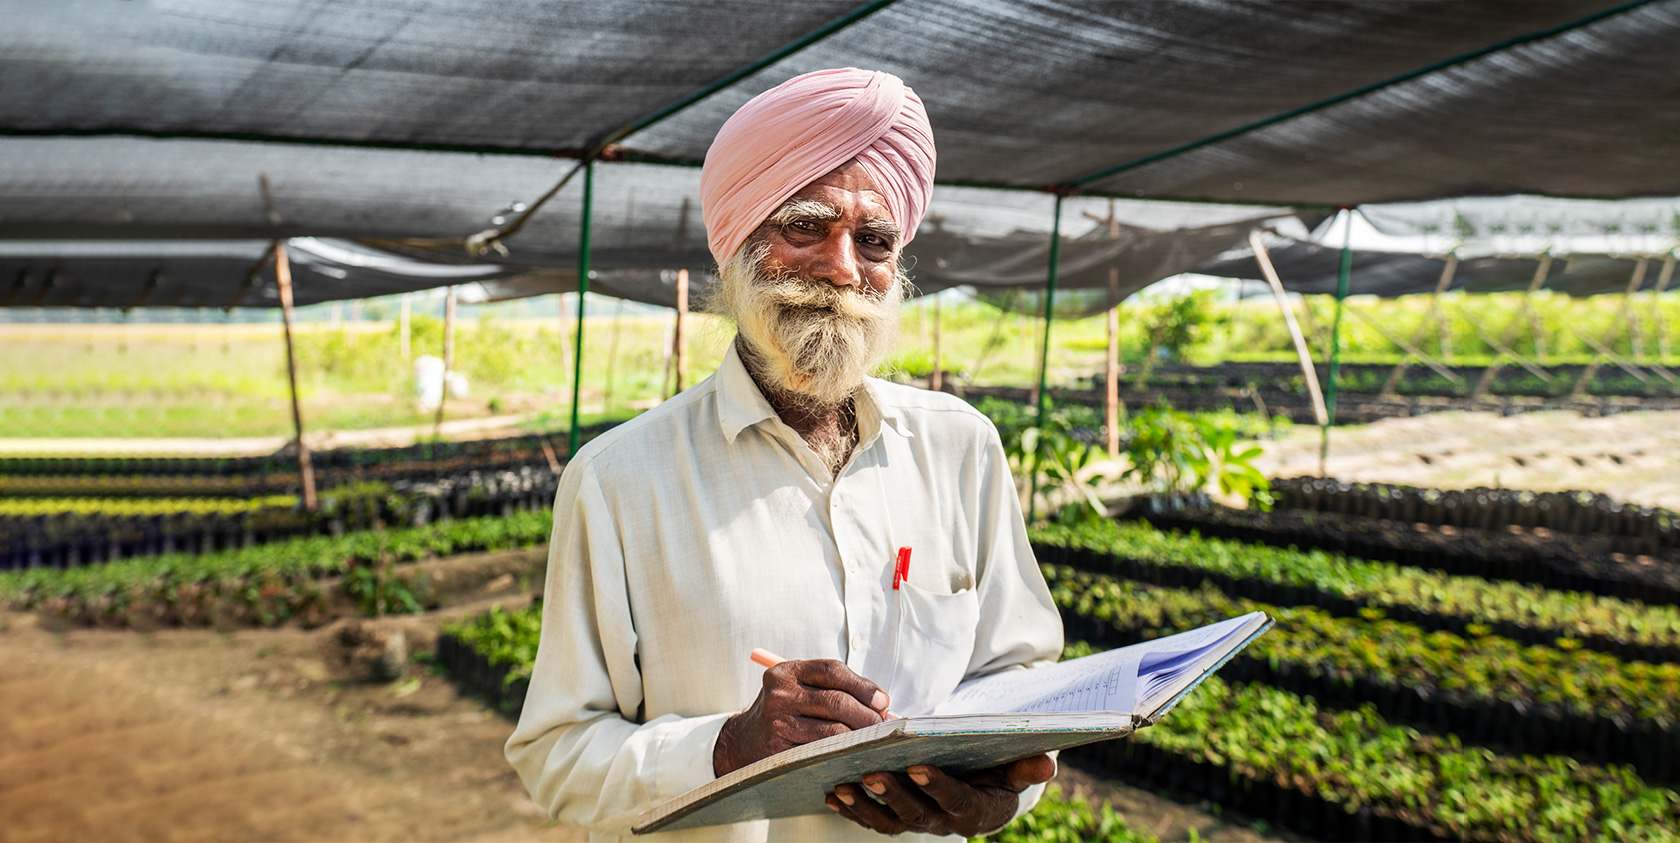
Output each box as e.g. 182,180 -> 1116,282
506,342 -> 1064,842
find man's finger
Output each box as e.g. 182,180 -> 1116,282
904,764 -> 984,818
831,782 -> 910,834
791,659 -> 890,713
792,687 -> 884,731
776,714 -> 855,746
861,772 -> 945,833
960,754 -> 1058,792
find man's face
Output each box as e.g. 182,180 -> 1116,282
756,160 -> 903,294
714,160 -> 907,409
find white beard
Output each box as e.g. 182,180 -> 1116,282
713,241 -> 906,411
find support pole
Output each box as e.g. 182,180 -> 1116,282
1320,212 -> 1354,474
568,161 -> 595,456
1623,257 -> 1650,359
1105,266 -> 1122,458
930,292 -> 944,393
1653,256 -> 1676,359
1027,194 -> 1065,524
1248,231 -> 1328,429
274,243 -> 317,513
1103,199 -> 1122,458
673,268 -> 689,395
435,285 -> 457,434
399,292 -> 412,359
604,298 -> 625,413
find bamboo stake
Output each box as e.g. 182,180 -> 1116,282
604,298 -> 625,413
274,243 -> 316,513
930,291 -> 944,393
399,292 -> 411,359
673,268 -> 689,394
1653,256 -> 1676,359
1248,230 -> 1329,430
1624,258 -> 1650,359
435,285 -> 456,435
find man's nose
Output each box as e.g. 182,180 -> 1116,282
808,232 -> 864,288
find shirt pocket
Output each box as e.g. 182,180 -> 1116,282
887,582 -> 980,717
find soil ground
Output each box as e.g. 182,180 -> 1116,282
1253,408 -> 1680,511
0,601 -> 1285,843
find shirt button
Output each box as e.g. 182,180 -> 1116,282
850,634 -> 863,649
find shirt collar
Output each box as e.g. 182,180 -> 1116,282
715,341 -> 779,444
713,340 -> 915,444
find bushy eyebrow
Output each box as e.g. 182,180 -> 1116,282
859,216 -> 902,245
768,198 -> 841,227
766,199 -> 902,247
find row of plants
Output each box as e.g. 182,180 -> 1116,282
0,429 -> 598,478
1141,504 -> 1680,608
1271,476 -> 1678,553
0,495 -> 299,517
437,603 -> 542,713
1048,568 -> 1680,781
0,470 -> 562,571
1087,360 -> 1680,400
1031,519 -> 1680,663
1069,666 -> 1680,843
0,510 -> 554,628
0,450 -> 557,498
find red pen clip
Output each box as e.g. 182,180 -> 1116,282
893,546 -> 912,590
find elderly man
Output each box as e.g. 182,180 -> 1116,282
507,68 -> 1063,841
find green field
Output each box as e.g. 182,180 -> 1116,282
4,290 -> 1675,439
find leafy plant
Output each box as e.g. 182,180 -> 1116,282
974,785 -> 1158,843
1120,403 -> 1272,509
444,604 -> 544,688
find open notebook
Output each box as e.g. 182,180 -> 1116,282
633,611 -> 1272,834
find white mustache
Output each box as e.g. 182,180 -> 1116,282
714,246 -> 903,408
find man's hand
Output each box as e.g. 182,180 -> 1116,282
824,754 -> 1056,837
713,659 -> 889,777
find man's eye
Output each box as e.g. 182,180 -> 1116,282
788,220 -> 819,233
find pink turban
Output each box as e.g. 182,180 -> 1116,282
699,68 -> 937,268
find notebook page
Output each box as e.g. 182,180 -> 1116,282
933,613 -> 1261,717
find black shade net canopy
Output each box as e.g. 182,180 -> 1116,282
3,0 -> 1677,309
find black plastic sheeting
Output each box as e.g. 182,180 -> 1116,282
3,0 -> 1678,308
0,151 -> 1300,309
9,0 -> 1672,202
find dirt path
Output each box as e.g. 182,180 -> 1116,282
0,610 -> 582,843
1254,409 -> 1680,511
